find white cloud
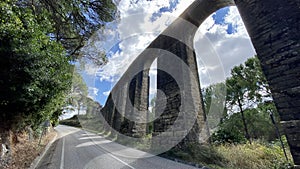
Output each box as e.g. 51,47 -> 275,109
149,59 -> 157,96
91,2 -> 256,92
89,87 -> 99,96
195,6 -> 256,87
96,0 -> 195,84
103,90 -> 111,96
86,87 -> 99,100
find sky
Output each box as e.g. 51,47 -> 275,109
78,0 -> 256,106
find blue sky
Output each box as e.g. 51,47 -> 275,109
151,0 -> 179,22
77,0 -> 255,107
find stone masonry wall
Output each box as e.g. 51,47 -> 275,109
151,0 -> 234,147
234,0 -> 300,166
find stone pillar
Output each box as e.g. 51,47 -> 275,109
100,105 -> 109,132
101,94 -> 115,134
111,83 -> 127,133
153,35 -> 204,146
120,76 -> 137,136
122,70 -> 149,138
152,0 -> 234,147
107,95 -> 116,127
146,75 -> 151,134
234,0 -> 300,165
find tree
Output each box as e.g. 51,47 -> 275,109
18,0 -> 118,60
212,103 -> 279,144
65,70 -> 89,115
0,0 -> 72,156
211,56 -> 280,144
206,56 -> 282,145
86,97 -> 102,117
0,0 -> 116,161
202,83 -> 227,132
211,112 -> 247,144
225,56 -> 268,143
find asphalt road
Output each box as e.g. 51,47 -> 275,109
36,125 -> 200,169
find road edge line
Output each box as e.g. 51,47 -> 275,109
59,137 -> 65,169
29,131 -> 58,169
81,129 -> 135,169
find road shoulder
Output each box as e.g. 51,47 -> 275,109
29,131 -> 57,169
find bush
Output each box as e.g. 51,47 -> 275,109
163,143 -> 226,167
59,115 -> 81,127
214,142 -> 293,169
161,141 -> 293,169
211,128 -> 246,145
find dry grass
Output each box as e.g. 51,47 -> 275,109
4,129 -> 56,169
163,141 -> 293,169
210,142 -> 293,169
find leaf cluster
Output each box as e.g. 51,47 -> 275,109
205,56 -> 281,144
0,0 -> 73,130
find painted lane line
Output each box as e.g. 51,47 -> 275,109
105,151 -> 135,169
60,137 -> 65,169
82,130 -> 135,169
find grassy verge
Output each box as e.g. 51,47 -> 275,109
3,129 -> 56,169
59,115 -> 294,168
213,142 -> 293,169
163,141 -> 293,169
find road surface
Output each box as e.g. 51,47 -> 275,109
36,125 -> 200,169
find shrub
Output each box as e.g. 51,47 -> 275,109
215,142 -> 293,169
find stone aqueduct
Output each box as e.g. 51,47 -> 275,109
99,0 -> 299,166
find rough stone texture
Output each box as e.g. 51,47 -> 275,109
111,70 -> 150,138
100,0 -> 300,165
101,94 -> 115,133
153,36 -> 204,145
234,0 -> 300,165
152,0 -> 234,146
111,84 -> 127,133
119,77 -> 137,136
124,71 -> 149,138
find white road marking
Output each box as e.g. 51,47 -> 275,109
82,131 -> 135,169
105,151 -> 135,169
60,137 -> 65,169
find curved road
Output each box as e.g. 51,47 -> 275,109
36,125 -> 200,169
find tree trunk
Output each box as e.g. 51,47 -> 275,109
237,97 -> 252,144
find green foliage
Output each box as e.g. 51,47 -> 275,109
211,127 -> 246,144
214,142 -> 293,169
163,143 -> 226,167
224,56 -> 273,142
202,83 -> 227,133
164,142 -> 293,169
226,56 -> 268,106
211,105 -> 280,144
50,109 -> 64,127
59,115 -> 82,127
15,0 -> 117,59
207,56 -> 281,144
0,0 -> 72,131
65,69 -> 89,115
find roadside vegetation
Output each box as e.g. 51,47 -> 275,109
1,0 -> 294,168
64,56 -> 294,169
163,56 -> 294,168
5,129 -> 56,169
162,139 -> 292,169
0,0 -> 117,167
59,115 -> 82,128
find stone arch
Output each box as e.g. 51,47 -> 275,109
101,0 -> 299,165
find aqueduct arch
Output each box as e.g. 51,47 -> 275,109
100,0 -> 300,166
